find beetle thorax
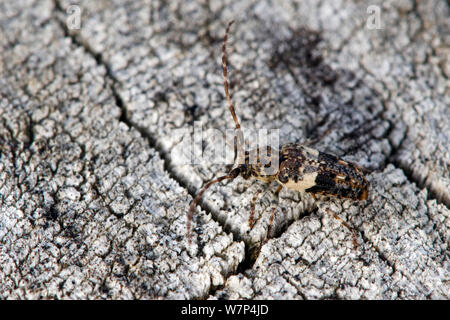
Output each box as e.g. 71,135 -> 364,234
237,146 -> 280,182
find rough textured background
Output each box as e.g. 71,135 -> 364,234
0,0 -> 448,299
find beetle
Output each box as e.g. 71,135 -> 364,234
187,21 -> 369,246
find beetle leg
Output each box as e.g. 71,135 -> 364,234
266,185 -> 283,239
325,208 -> 359,250
249,188 -> 263,229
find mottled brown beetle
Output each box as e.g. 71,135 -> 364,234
187,21 -> 369,246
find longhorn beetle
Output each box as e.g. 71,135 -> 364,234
187,21 -> 369,246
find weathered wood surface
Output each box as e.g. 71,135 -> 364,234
0,0 -> 448,299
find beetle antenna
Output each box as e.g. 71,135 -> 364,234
187,168 -> 240,245
222,20 -> 244,165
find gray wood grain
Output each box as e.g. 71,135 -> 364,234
0,0 -> 448,299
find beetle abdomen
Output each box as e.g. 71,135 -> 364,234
276,143 -> 369,200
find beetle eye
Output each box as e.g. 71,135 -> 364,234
278,173 -> 289,183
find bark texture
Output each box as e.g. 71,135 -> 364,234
0,0 -> 448,299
